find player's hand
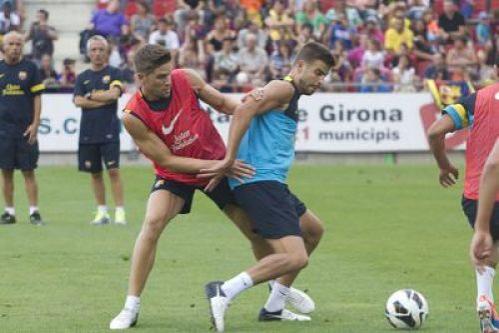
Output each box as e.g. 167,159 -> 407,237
198,158 -> 235,179
24,123 -> 39,145
227,160 -> 255,183
439,165 -> 459,187
470,230 -> 494,272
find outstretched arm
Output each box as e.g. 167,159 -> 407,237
123,113 -> 254,177
198,80 -> 294,181
183,68 -> 239,115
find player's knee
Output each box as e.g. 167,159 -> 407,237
142,215 -> 168,241
308,218 -> 325,243
289,252 -> 309,271
108,168 -> 120,179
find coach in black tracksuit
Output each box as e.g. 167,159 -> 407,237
73,35 -> 126,225
0,32 -> 45,225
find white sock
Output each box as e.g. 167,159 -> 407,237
124,295 -> 140,312
221,272 -> 254,300
476,266 -> 495,305
264,281 -> 290,312
115,206 -> 125,214
98,205 -> 108,214
5,207 -> 15,215
29,206 -> 39,215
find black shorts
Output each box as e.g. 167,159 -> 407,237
0,136 -> 39,171
78,142 -> 120,173
233,181 -> 307,239
462,196 -> 499,240
151,177 -> 235,214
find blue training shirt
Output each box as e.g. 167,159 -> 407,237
229,77 -> 301,189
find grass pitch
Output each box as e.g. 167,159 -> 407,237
0,164 -> 479,332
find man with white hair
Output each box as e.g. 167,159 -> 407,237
0,31 -> 45,225
73,35 -> 126,225
237,33 -> 269,86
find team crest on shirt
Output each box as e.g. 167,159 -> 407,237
18,71 -> 27,80
102,75 -> 111,84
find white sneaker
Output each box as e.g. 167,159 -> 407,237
258,308 -> 311,321
286,287 -> 315,314
205,281 -> 229,332
109,308 -> 139,330
477,295 -> 499,333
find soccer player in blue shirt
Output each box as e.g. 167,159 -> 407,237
200,42 -> 334,331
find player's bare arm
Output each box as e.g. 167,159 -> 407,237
73,95 -> 108,109
471,139 -> 499,270
123,113 -> 253,178
24,94 -> 42,145
199,80 -> 294,181
427,114 -> 459,187
182,68 -> 239,115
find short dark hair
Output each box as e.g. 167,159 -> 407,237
134,44 -> 172,75
294,42 -> 335,68
38,9 -> 49,20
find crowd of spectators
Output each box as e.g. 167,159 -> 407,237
0,0 -> 498,92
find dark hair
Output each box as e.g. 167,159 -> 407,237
38,9 -> 49,20
134,44 -> 171,74
294,42 -> 335,68
136,0 -> 150,13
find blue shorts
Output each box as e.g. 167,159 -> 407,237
151,176 -> 235,214
233,181 -> 307,239
78,142 -> 120,173
462,196 -> 499,240
0,136 -> 39,171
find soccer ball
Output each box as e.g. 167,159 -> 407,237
385,289 -> 429,329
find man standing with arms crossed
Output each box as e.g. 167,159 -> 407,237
0,31 -> 45,225
428,81 -> 499,333
73,35 -> 126,225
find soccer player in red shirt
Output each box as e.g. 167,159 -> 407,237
428,82 -> 499,333
110,45 -> 323,329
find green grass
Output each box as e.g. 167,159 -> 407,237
0,164 -> 480,332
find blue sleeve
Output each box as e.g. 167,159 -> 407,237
442,95 -> 475,130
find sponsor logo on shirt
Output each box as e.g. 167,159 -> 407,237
162,109 -> 182,136
18,71 -> 27,80
84,80 -> 90,85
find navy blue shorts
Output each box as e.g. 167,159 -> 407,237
0,136 -> 39,171
233,181 -> 307,239
151,177 -> 235,214
78,142 -> 120,173
462,196 -> 499,240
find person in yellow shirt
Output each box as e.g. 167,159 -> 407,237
384,17 -> 414,54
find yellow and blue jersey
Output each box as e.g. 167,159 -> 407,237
229,77 -> 301,189
0,58 -> 45,137
442,93 -> 476,130
74,65 -> 123,144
